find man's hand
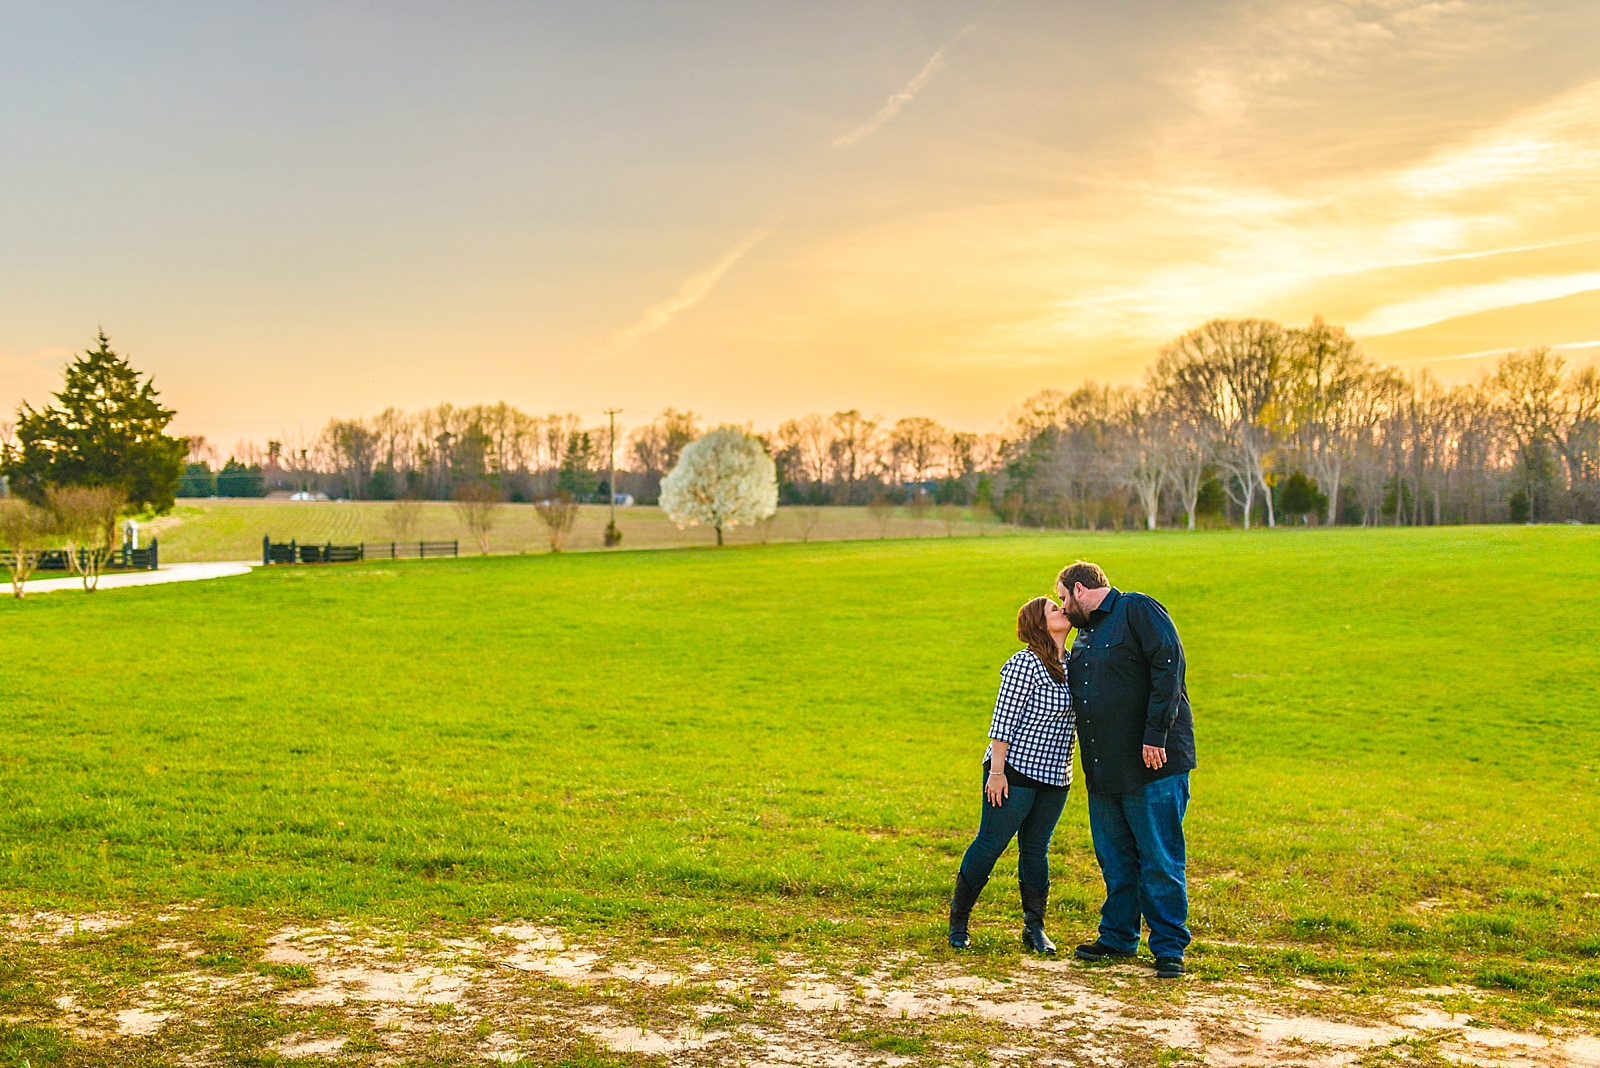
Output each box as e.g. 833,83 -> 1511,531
985,771 -> 1009,807
1142,745 -> 1167,770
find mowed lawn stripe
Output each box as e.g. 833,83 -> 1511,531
1,528 -> 1597,967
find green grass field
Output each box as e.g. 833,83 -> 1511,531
3,527 -> 1599,1011
146,499 -> 1015,562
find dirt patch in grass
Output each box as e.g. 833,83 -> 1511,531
4,909 -> 1598,1067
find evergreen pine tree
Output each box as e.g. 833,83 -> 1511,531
3,331 -> 188,513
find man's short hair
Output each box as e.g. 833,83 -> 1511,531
1057,560 -> 1109,592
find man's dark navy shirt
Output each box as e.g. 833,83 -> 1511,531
1067,587 -> 1196,794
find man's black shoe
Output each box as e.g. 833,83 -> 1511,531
1074,941 -> 1137,962
1154,956 -> 1185,979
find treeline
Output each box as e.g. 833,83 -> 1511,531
184,404 -> 596,501
998,318 -> 1598,529
182,316 -> 1599,528
184,405 -> 671,503
188,405 -> 1005,507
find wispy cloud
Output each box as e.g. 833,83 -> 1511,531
1393,339 -> 1600,366
617,228 -> 774,345
1347,271 -> 1600,337
831,15 -> 985,150
1168,1 -> 1507,128
838,72 -> 1600,361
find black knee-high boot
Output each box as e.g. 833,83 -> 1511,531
948,871 -> 986,949
1019,880 -> 1057,954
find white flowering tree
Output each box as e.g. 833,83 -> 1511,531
659,426 -> 778,545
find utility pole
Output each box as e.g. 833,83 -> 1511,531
603,408 -> 622,546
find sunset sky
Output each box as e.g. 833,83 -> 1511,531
3,1 -> 1600,449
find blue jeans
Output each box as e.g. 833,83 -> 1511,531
1088,772 -> 1190,958
958,772 -> 1070,889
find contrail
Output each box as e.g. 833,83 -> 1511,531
611,9 -> 990,348
618,228 -> 774,344
831,15 -> 986,150
1393,339 -> 1600,365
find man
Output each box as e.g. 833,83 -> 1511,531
1056,560 -> 1195,980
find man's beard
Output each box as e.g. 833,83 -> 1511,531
1065,597 -> 1092,628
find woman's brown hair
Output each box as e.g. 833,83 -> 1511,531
1017,596 -> 1066,683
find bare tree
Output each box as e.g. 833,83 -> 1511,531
1109,394 -> 1167,530
46,486 -> 86,576
774,414 -> 836,487
629,409 -> 700,478
937,501 -> 962,536
535,414 -> 582,497
1443,382 -> 1502,524
372,407 -> 413,482
452,484 -> 501,554
865,494 -> 894,538
384,496 -> 423,541
1493,347 -> 1567,446
1564,365 -> 1600,504
1347,369 -> 1407,525
829,410 -> 881,486
79,487 -> 124,591
0,499 -> 53,598
1144,373 -> 1214,531
1411,373 -> 1456,526
1284,317 -> 1368,524
1156,319 -> 1285,529
325,419 -> 381,498
533,491 -> 580,552
792,506 -> 822,542
906,490 -> 930,533
1002,385 -> 1129,529
948,432 -> 979,479
1490,347 -> 1598,520
962,432 -> 1004,476
47,486 -> 125,590
888,416 -> 949,484
187,435 -> 217,467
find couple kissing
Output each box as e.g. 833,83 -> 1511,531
948,560 -> 1197,980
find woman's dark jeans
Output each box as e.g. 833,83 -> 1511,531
958,771 -> 1070,888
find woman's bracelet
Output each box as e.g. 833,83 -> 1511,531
987,769 -> 1005,777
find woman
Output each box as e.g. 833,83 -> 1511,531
948,595 -> 1075,953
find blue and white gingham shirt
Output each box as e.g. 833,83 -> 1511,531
983,649 -> 1075,787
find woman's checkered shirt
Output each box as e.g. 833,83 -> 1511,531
983,648 -> 1075,787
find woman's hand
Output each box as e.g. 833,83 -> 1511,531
985,770 -> 1009,807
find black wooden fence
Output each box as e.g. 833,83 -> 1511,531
262,537 -> 458,565
1,541 -> 158,572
